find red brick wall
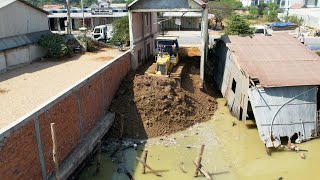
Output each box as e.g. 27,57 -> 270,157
0,52 -> 131,179
38,92 -> 81,176
80,75 -> 104,136
0,121 -> 42,179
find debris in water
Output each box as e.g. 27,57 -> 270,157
300,153 -> 306,159
232,121 -> 236,126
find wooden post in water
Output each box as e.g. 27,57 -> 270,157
50,123 -> 60,180
142,150 -> 148,174
194,144 -> 205,177
96,140 -> 102,172
136,157 -> 161,176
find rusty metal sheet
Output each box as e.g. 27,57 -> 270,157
223,33 -> 320,87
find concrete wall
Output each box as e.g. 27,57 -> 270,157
130,12 -> 158,69
278,8 -> 320,29
0,1 -> 49,39
0,52 -> 131,179
0,44 -> 47,72
214,41 -> 250,121
0,52 -> 6,73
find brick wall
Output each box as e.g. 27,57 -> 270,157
0,51 -> 131,179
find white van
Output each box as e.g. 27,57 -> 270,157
92,25 -> 113,41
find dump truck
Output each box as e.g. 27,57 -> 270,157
145,36 -> 184,79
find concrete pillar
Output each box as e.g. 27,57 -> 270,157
58,18 -> 61,33
200,1 -> 209,87
129,11 -> 135,69
91,18 -> 94,30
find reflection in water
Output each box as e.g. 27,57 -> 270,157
77,96 -> 320,180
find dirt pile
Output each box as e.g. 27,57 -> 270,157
108,64 -> 217,139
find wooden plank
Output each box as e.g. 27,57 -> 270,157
51,123 -> 60,180
136,157 -> 161,176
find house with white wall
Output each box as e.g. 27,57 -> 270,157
0,0 -> 50,73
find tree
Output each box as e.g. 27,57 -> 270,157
111,16 -> 129,44
208,1 -> 233,29
225,15 -> 253,35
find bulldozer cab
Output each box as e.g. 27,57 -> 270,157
145,36 -> 182,78
156,36 -> 179,56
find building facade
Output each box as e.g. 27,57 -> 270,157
0,0 -> 50,72
46,2 -> 128,32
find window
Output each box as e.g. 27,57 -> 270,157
94,28 -> 101,33
231,78 -> 237,93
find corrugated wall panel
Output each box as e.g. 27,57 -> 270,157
248,86 -> 317,146
0,1 -> 48,39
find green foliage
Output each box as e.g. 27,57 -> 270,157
225,15 -> 253,35
263,9 -> 280,22
39,34 -> 72,59
77,35 -> 100,52
248,6 -> 259,16
266,2 -> 279,10
126,0 -> 135,4
284,15 -> 304,26
111,16 -> 129,44
316,52 -> 320,56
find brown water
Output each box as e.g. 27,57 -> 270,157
77,96 -> 320,180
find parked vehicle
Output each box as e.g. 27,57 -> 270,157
91,25 -> 113,41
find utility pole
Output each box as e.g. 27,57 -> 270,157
66,0 -> 72,34
81,0 -> 85,27
200,0 -> 209,90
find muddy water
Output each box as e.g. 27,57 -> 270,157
77,96 -> 320,180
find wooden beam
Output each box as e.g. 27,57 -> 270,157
50,123 -> 60,180
194,144 -> 205,177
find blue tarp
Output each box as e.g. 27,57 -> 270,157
269,22 -> 297,27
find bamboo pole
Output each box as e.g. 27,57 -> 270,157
194,144 -> 205,177
136,157 -> 161,176
50,123 -> 60,180
142,150 -> 148,174
96,140 -> 101,172
192,160 -> 213,180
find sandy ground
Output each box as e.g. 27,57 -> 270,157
0,48 -> 124,130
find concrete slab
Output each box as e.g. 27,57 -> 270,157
5,46 -> 30,67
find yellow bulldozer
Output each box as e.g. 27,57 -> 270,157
145,36 -> 184,79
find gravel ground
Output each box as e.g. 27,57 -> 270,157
0,48 -> 124,130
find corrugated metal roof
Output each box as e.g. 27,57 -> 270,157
128,0 -> 204,11
223,33 -> 320,87
0,30 -> 51,51
0,0 -> 49,14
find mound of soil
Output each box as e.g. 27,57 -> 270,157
108,63 -> 217,139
